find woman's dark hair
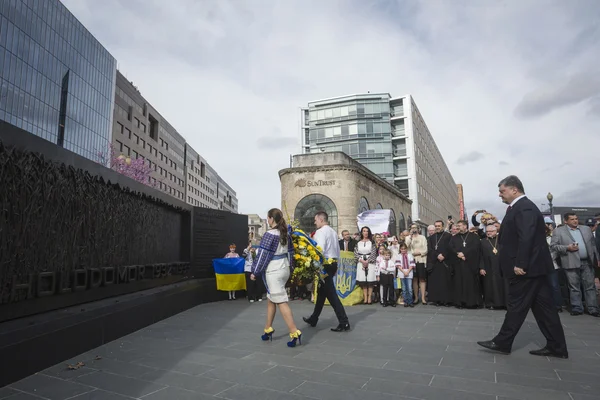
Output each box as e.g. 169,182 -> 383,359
268,208 -> 288,245
360,226 -> 373,241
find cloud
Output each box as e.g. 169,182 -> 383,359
540,161 -> 573,173
456,151 -> 484,165
514,73 -> 600,119
61,0 -> 600,218
256,136 -> 297,150
588,96 -> 600,117
499,161 -> 509,166
556,181 -> 600,206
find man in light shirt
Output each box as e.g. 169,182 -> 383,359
303,211 -> 350,332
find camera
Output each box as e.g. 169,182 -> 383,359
448,215 -> 453,220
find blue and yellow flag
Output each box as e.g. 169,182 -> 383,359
212,258 -> 247,291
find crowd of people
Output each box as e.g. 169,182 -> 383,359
232,175 -> 593,359
337,210 -> 600,316
228,207 -> 600,318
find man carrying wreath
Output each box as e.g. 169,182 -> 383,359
303,211 -> 350,332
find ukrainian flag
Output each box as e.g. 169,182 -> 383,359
212,258 -> 247,291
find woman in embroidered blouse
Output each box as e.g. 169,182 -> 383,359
250,208 -> 302,347
354,226 -> 378,305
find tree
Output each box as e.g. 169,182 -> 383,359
96,142 -> 157,188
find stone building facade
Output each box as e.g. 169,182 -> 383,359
279,152 -> 412,237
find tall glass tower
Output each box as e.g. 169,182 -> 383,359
0,0 -> 117,161
301,93 -> 394,181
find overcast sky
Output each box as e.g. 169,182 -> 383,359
62,0 -> 600,221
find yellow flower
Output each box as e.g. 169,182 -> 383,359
294,254 -> 301,260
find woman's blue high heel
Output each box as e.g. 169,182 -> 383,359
287,330 -> 302,348
261,327 -> 274,341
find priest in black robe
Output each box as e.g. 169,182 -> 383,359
426,220 -> 453,306
479,224 -> 509,309
450,220 -> 482,309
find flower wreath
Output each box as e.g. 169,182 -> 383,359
288,219 -> 334,285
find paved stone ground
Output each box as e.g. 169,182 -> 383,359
2,300 -> 600,400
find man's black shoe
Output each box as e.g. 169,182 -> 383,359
590,312 -> 600,317
529,347 -> 568,359
390,303 -> 397,308
331,323 -> 350,332
570,311 -> 582,316
477,340 -> 511,355
302,317 -> 317,327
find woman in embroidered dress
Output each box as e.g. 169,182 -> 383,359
251,208 -> 302,347
354,226 -> 378,304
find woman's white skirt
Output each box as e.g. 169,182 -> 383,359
264,258 -> 290,303
356,263 -> 377,283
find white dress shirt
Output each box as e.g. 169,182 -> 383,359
313,225 -> 341,259
510,195 -> 526,207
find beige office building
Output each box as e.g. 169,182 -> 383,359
111,71 -> 238,212
279,152 -> 412,236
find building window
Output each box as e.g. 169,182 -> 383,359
358,197 -> 370,214
294,194 -> 338,234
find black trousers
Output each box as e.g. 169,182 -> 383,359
380,274 -> 395,304
245,272 -> 263,301
309,262 -> 349,325
493,275 -> 567,354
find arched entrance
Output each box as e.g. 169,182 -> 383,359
389,209 -> 397,237
294,194 -> 338,234
375,203 -> 383,209
358,197 -> 369,213
398,212 -> 406,232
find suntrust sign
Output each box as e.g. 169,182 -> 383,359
294,179 -> 336,188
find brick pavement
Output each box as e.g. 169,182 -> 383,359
2,300 -> 600,400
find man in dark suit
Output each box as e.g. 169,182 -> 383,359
477,175 -> 568,358
339,230 -> 357,252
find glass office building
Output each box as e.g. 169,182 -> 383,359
301,93 -> 394,182
301,93 -> 459,228
0,0 -> 116,161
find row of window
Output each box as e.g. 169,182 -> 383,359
116,121 -> 181,173
157,180 -> 184,200
115,86 -> 143,116
187,172 -> 214,196
308,101 -> 391,122
187,184 -> 217,207
114,139 -> 184,188
187,196 -> 212,208
309,120 -> 392,140
133,116 -> 146,133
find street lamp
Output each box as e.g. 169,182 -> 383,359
547,192 -> 553,216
